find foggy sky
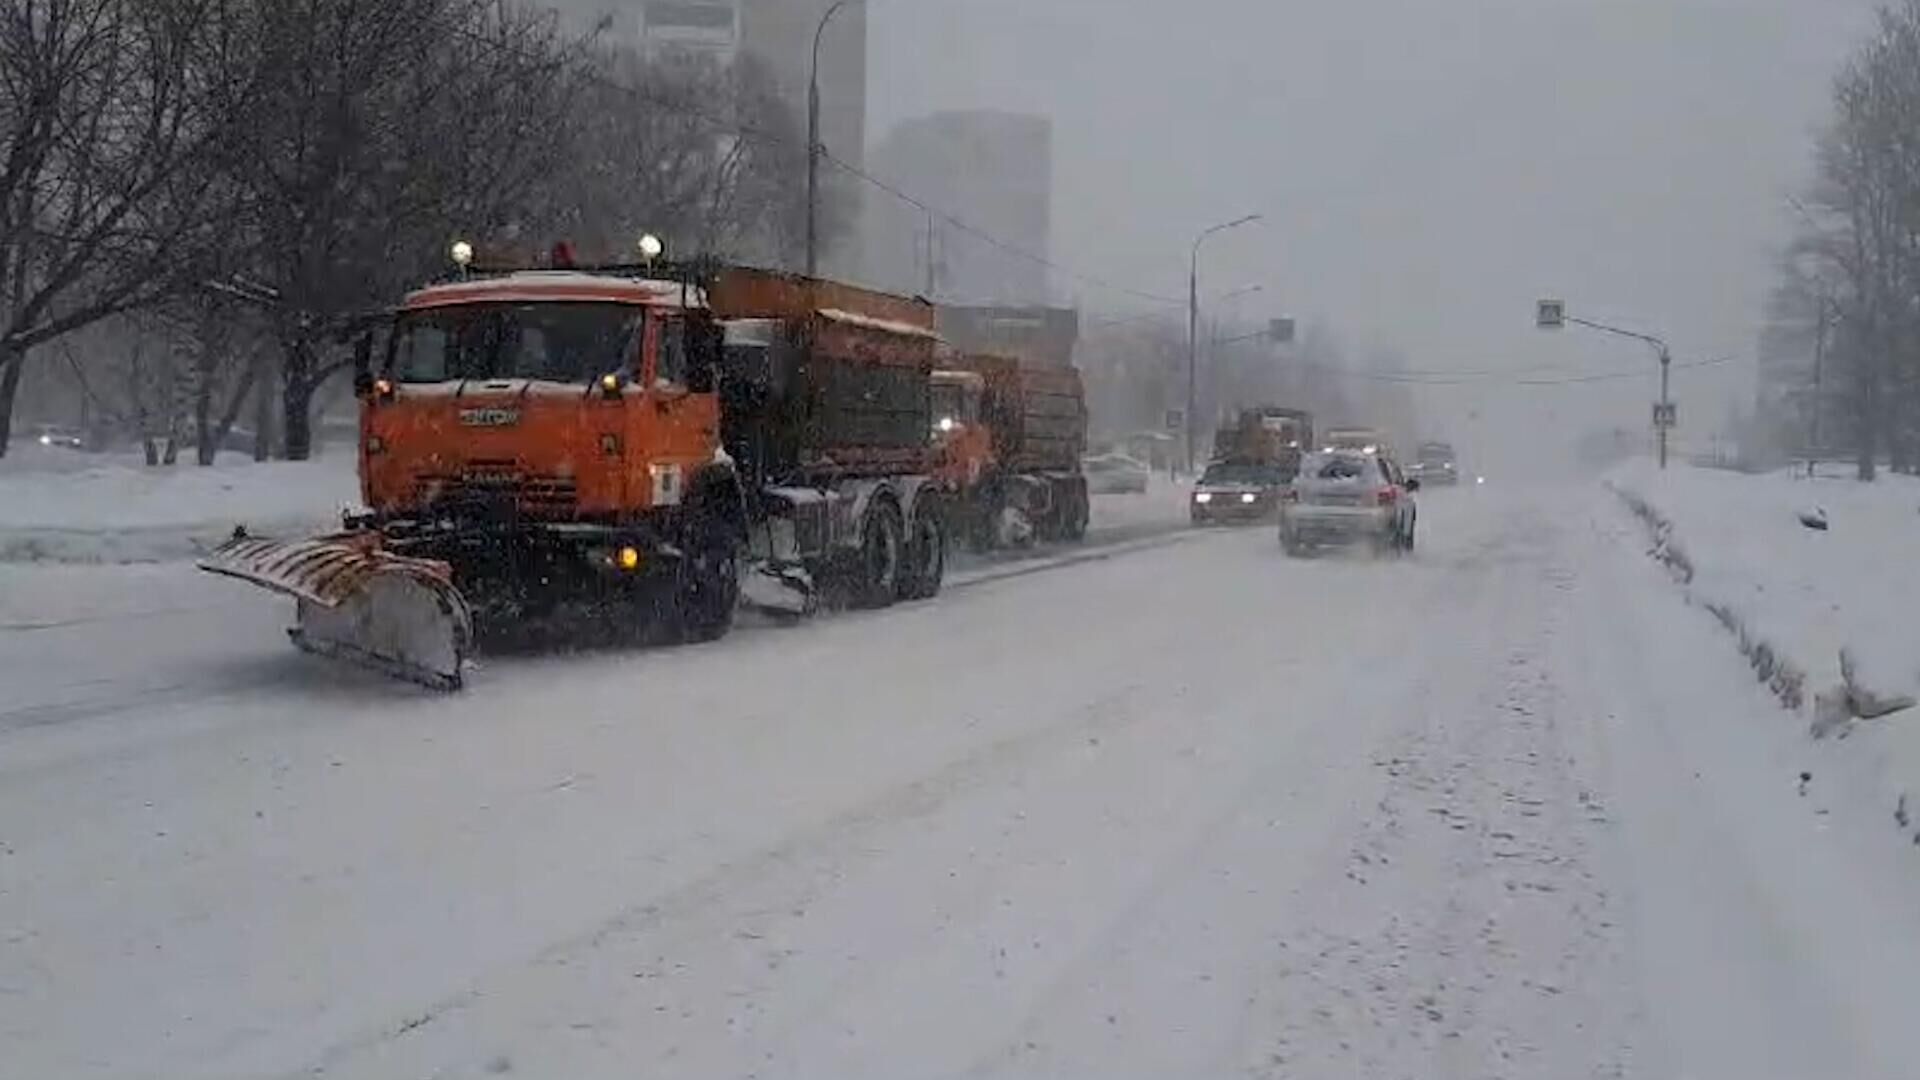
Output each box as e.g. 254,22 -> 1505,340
867,0 -> 1877,461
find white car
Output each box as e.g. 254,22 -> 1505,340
1280,449 -> 1419,556
1083,452 -> 1151,495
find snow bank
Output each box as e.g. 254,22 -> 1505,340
1610,460 -> 1920,837
0,446 -> 1192,567
0,450 -> 359,564
1088,471 -> 1194,532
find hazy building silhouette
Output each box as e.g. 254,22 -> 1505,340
861,110 -> 1052,305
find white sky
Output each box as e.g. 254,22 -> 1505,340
866,0 -> 1878,458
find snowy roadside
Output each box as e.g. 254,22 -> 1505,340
0,447 -> 1193,567
1608,459 -> 1920,833
0,446 -> 359,564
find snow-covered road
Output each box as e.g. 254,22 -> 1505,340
8,485 -> 1920,1078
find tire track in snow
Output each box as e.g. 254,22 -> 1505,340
1233,505 -> 1639,1079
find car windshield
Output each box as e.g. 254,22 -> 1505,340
1201,462 -> 1281,485
388,302 -> 645,384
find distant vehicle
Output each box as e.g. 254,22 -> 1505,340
30,424 -> 87,450
1280,449 -> 1419,556
1409,441 -> 1460,486
1083,452 -> 1151,495
1212,406 -> 1313,479
1322,427 -> 1389,455
932,356 -> 1090,547
1191,459 -> 1290,525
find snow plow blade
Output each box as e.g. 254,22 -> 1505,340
199,535 -> 473,691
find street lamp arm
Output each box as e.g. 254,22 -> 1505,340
813,0 -> 859,74
1191,214 -> 1263,260
1564,315 -> 1668,359
806,0 -> 863,277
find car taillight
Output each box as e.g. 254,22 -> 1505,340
1376,487 -> 1398,506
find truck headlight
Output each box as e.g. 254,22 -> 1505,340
1194,492 -> 1213,504
1241,493 -> 1257,504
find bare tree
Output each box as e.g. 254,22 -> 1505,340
1809,0 -> 1920,479
212,0 -> 577,460
0,0 -> 246,456
536,46 -> 839,270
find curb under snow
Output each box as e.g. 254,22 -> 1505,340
1609,481 -> 1810,714
1608,480 -> 1920,739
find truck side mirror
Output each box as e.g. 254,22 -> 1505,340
351,330 -> 375,398
687,320 -> 723,394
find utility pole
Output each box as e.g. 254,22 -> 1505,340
1186,264 -> 1198,472
924,209 -> 937,298
1657,342 -> 1671,470
1811,292 -> 1830,471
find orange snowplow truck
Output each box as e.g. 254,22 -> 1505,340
932,354 -> 1089,548
201,262 -> 951,689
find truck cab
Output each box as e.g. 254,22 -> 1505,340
365,271 -> 724,525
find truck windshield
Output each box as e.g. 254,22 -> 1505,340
388,302 -> 645,384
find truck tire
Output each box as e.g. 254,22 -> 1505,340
667,525 -> 740,643
898,507 -> 946,601
1062,485 -> 1089,543
851,500 -> 904,609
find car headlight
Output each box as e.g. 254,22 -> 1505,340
1194,492 -> 1213,504
1240,493 -> 1257,504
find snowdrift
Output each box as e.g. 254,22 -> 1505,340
1611,460 -> 1920,836
0,448 -> 359,564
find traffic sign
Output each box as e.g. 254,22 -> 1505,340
1653,402 -> 1678,429
1268,317 -> 1296,344
1165,409 -> 1186,431
1536,299 -> 1566,330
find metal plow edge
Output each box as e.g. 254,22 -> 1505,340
199,534 -> 474,691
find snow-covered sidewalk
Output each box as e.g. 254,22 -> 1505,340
0,445 -> 1192,567
0,447 -> 359,564
1609,459 -> 1920,832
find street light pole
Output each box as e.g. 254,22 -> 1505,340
807,0 -> 861,278
1556,312 -> 1674,469
1188,214 -> 1261,472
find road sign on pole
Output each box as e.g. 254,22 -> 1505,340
1653,402 -> 1678,429
1536,299 -> 1566,330
1268,317 -> 1296,344
1165,408 -> 1186,432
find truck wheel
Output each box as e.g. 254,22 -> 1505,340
668,527 -> 740,642
852,501 -> 904,609
898,508 -> 946,601
1061,487 -> 1089,543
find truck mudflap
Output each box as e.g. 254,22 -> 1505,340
199,533 -> 473,690
741,506 -> 822,619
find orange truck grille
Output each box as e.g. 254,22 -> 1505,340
415,463 -> 580,516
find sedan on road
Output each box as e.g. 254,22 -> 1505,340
1084,452 -> 1152,495
1409,441 -> 1460,487
1191,460 -> 1291,525
1280,449 -> 1418,555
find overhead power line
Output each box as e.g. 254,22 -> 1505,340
1293,355 -> 1745,388
818,149 -> 1184,307
446,20 -> 1181,305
